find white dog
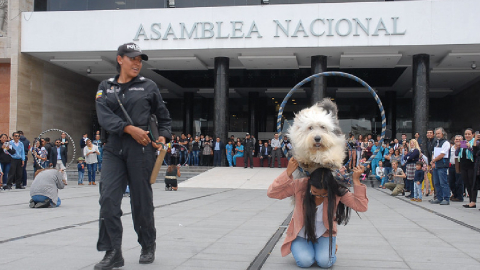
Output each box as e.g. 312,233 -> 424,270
288,98 -> 346,174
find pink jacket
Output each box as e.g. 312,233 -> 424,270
267,171 -> 368,257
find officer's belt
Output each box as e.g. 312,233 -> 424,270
165,176 -> 177,179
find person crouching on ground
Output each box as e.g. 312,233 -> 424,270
267,158 -> 368,268
384,161 -> 406,196
29,168 -> 66,208
165,164 -> 181,191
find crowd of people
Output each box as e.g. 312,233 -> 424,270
345,128 -> 480,207
163,132 -> 292,168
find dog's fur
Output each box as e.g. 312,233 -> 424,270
288,98 -> 346,174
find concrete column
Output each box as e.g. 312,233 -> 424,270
248,92 -> 259,139
385,91 -> 397,139
214,57 -> 229,165
183,92 -> 194,136
310,55 -> 327,105
412,54 -> 429,145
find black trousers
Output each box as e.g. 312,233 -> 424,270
7,159 -> 23,188
244,150 -> 253,168
271,148 -> 282,168
448,166 -> 463,200
213,150 -> 222,166
259,155 -> 271,167
97,137 -> 156,251
461,163 -> 476,203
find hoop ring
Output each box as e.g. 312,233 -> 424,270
34,129 -> 77,169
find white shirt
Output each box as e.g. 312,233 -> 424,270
271,138 -> 281,148
376,167 -> 385,178
433,139 -> 450,160
83,145 -> 99,164
298,203 -> 327,239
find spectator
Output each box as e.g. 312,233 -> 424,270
44,137 -> 53,165
356,135 -> 363,166
80,133 -> 89,154
392,138 -> 400,151
361,137 -> 368,159
458,128 -> 478,208
414,132 -> 423,151
77,157 -> 85,185
225,140 -> 234,167
83,139 -> 100,185
364,141 -> 373,160
18,131 -> 30,187
385,161 -> 406,196
259,141 -> 272,167
188,137 -> 194,166
164,165 -> 180,191
93,134 -> 103,173
192,136 -> 200,166
202,135 -> 213,166
270,133 -> 282,168
449,135 -> 463,202
411,161 -> 425,202
381,148 -> 394,189
233,141 -> 244,166
376,160 -> 385,187
5,132 -> 25,190
391,148 -> 402,166
50,139 -> 68,184
347,133 -> 356,170
429,127 -> 451,205
401,133 -> 408,147
403,139 -> 421,198
179,134 -> 188,166
29,168 -> 65,208
370,140 -> 383,175
425,129 -> 435,163
199,134 -> 205,166
32,139 -> 47,173
424,164 -> 434,197
243,133 -> 254,169
213,137 -> 225,166
283,136 -> 293,159
60,132 -> 69,156
0,133 -> 14,187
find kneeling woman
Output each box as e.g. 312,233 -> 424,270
267,158 -> 368,268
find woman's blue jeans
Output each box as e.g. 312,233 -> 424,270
291,236 -> 337,268
87,163 -> 97,183
1,162 -> 10,185
192,151 -> 199,166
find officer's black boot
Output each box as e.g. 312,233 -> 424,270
94,249 -> 124,270
139,243 -> 156,264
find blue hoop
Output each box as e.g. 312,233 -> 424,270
276,71 -> 386,173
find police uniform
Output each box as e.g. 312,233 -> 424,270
95,74 -> 171,253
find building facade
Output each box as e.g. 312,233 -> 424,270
1,0 -> 480,155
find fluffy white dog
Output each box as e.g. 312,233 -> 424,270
288,98 -> 346,174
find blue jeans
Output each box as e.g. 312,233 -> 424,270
87,163 -> 97,183
32,195 -> 61,207
414,181 -> 423,199
371,159 -> 380,175
432,167 -> 450,202
188,152 -> 194,165
291,236 -> 337,268
179,151 -> 186,165
226,154 -> 233,167
233,154 -> 243,166
78,171 -> 85,184
97,160 -> 102,172
381,167 -> 392,187
1,162 -> 10,185
192,150 -> 199,166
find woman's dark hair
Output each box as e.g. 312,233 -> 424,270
303,167 -> 351,257
465,128 -> 474,135
394,149 -> 400,155
167,165 -> 175,173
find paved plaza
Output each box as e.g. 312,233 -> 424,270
1,167 -> 480,270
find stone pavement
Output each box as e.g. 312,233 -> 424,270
0,167 -> 480,270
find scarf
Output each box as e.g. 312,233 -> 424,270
458,138 -> 474,162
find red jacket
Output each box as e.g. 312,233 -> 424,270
267,171 -> 368,256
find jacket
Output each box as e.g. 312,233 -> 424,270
0,145 -> 15,163
9,140 -> 25,161
50,146 -> 67,167
95,75 -> 172,153
258,145 -> 272,157
267,171 -> 368,257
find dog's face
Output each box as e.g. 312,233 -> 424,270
287,98 -> 345,169
288,104 -> 340,153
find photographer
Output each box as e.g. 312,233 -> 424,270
457,129 -> 479,208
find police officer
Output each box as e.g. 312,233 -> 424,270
94,42 -> 171,269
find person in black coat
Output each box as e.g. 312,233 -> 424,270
243,133 -> 255,168
49,140 -> 68,168
212,137 -> 225,166
258,142 -> 272,167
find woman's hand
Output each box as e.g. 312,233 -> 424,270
352,165 -> 365,184
152,136 -> 166,149
286,157 -> 299,177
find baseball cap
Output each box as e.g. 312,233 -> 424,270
117,42 -> 148,61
